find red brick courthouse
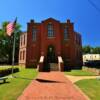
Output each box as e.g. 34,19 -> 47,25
19,18 -> 82,71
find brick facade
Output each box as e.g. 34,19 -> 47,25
19,18 -> 82,70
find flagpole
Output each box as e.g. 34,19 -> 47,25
11,18 -> 17,77
6,18 -> 17,77
12,31 -> 16,77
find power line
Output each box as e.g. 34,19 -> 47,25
88,0 -> 100,13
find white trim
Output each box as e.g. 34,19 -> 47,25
39,56 -> 44,63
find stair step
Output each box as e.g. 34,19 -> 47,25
50,63 -> 59,71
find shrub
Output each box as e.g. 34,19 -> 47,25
0,68 -> 19,77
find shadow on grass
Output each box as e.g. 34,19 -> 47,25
13,76 -> 33,80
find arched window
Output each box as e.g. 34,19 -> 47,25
47,23 -> 54,37
20,51 -> 22,60
23,50 -> 25,60
64,26 -> 69,40
23,35 -> 25,45
32,28 -> 37,41
20,36 -> 23,46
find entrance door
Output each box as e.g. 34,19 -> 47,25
47,45 -> 56,63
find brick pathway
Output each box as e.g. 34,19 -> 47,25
18,72 -> 89,100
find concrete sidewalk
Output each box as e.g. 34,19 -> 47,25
66,75 -> 99,83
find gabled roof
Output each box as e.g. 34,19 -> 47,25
42,17 -> 60,23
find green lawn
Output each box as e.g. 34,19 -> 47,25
0,67 -> 38,100
75,79 -> 100,100
65,69 -> 96,76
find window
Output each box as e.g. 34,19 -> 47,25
24,35 -> 25,45
23,50 -> 25,60
47,23 -> 54,37
32,28 -> 37,41
20,36 -> 22,46
64,26 -> 69,40
20,51 -> 22,60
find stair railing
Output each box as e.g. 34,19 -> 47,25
58,56 -> 64,71
37,56 -> 44,72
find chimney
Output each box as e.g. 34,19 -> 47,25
30,19 -> 34,23
67,19 -> 70,23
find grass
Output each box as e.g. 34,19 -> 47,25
75,79 -> 100,100
65,69 -> 96,76
0,67 -> 38,100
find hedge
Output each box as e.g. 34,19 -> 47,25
0,68 -> 19,77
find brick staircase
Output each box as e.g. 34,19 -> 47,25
50,63 -> 59,71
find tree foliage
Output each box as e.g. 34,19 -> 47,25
0,21 -> 21,64
82,45 -> 100,54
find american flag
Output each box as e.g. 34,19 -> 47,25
6,18 -> 17,36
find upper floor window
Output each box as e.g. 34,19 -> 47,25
23,35 -> 25,45
47,23 -> 54,37
64,26 -> 69,40
20,36 -> 22,46
32,28 -> 37,41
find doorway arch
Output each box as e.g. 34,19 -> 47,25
47,45 -> 56,63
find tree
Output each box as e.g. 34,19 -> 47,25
0,21 -> 21,64
82,45 -> 91,54
82,45 -> 100,54
92,47 -> 100,54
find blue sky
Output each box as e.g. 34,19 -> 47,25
0,0 -> 100,47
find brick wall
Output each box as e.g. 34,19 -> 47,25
19,18 -> 82,69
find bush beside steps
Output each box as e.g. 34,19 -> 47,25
0,68 -> 19,77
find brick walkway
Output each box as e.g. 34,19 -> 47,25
18,72 -> 89,100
